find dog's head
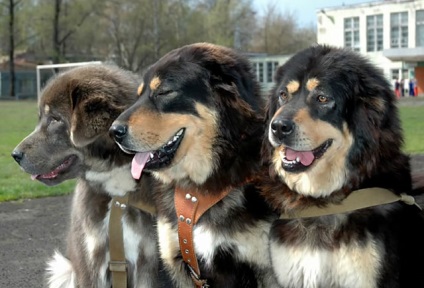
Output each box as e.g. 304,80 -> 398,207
263,45 -> 405,197
12,65 -> 139,185
110,43 -> 263,186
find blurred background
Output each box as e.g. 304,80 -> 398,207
1,0 -> 423,200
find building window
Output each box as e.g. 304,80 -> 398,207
258,62 -> 264,83
266,61 -> 279,83
344,17 -> 360,51
390,12 -> 408,48
252,62 -> 257,76
417,10 -> 424,47
391,69 -> 400,81
367,14 -> 383,52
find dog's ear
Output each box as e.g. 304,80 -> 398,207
355,77 -> 392,129
70,91 -> 125,147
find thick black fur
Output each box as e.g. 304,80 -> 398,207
261,45 -> 424,288
111,43 -> 279,288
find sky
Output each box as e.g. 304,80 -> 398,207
253,0 -> 372,27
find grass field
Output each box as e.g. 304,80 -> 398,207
399,104 -> 424,154
1,99 -> 424,202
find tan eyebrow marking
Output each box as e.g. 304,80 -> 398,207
286,80 -> 300,94
306,78 -> 320,91
137,83 -> 144,96
149,76 -> 161,91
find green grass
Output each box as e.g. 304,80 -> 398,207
0,100 -> 75,202
400,105 -> 424,154
0,99 -> 424,202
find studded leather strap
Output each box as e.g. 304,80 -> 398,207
174,187 -> 232,288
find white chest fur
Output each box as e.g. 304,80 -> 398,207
270,235 -> 382,288
85,164 -> 136,196
84,207 -> 151,287
157,218 -> 272,270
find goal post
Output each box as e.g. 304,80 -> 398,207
36,61 -> 102,100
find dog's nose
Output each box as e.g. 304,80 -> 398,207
271,118 -> 294,139
109,124 -> 128,143
11,150 -> 24,164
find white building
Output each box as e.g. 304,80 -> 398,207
247,53 -> 292,92
317,0 -> 424,95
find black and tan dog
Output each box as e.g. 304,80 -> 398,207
110,43 -> 279,287
12,65 -> 166,288
261,45 -> 424,287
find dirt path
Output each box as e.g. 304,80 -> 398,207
0,195 -> 71,288
0,155 -> 423,288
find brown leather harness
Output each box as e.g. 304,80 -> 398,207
174,186 -> 233,288
108,187 -> 421,288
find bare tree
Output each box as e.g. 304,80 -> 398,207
52,0 -> 101,63
251,2 -> 316,54
0,0 -> 22,97
8,0 -> 17,97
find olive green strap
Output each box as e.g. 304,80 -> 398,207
280,187 -> 421,219
109,195 -> 128,288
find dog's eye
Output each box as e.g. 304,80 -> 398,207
157,90 -> 171,96
279,90 -> 288,100
317,95 -> 328,103
47,116 -> 61,126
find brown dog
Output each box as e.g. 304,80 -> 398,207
12,65 -> 169,288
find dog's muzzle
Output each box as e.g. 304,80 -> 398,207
271,118 -> 294,141
11,149 -> 24,164
110,124 -> 128,144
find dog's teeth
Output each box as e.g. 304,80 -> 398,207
167,140 -> 173,145
176,129 -> 183,136
296,157 -> 300,163
173,136 -> 179,141
149,153 -> 154,159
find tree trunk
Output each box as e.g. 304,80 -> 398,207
8,0 -> 16,98
153,1 -> 159,59
53,0 -> 61,64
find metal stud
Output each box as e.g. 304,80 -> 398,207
114,201 -> 121,207
183,239 -> 188,244
179,215 -> 185,222
185,193 -> 192,200
185,249 -> 189,254
187,259 -> 191,263
186,218 -> 192,225
191,197 -> 198,203
120,203 -> 127,209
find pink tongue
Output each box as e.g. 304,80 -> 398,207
131,152 -> 150,180
285,148 -> 315,166
31,170 -> 59,180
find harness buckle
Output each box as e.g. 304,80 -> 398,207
187,263 -> 209,288
109,260 -> 127,272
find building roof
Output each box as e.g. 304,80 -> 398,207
0,60 -> 37,72
319,0 -> 415,13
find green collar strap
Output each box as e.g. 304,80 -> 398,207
280,187 -> 422,219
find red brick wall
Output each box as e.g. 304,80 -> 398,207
415,67 -> 424,96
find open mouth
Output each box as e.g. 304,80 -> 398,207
279,139 -> 333,173
31,155 -> 77,181
131,128 -> 185,179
